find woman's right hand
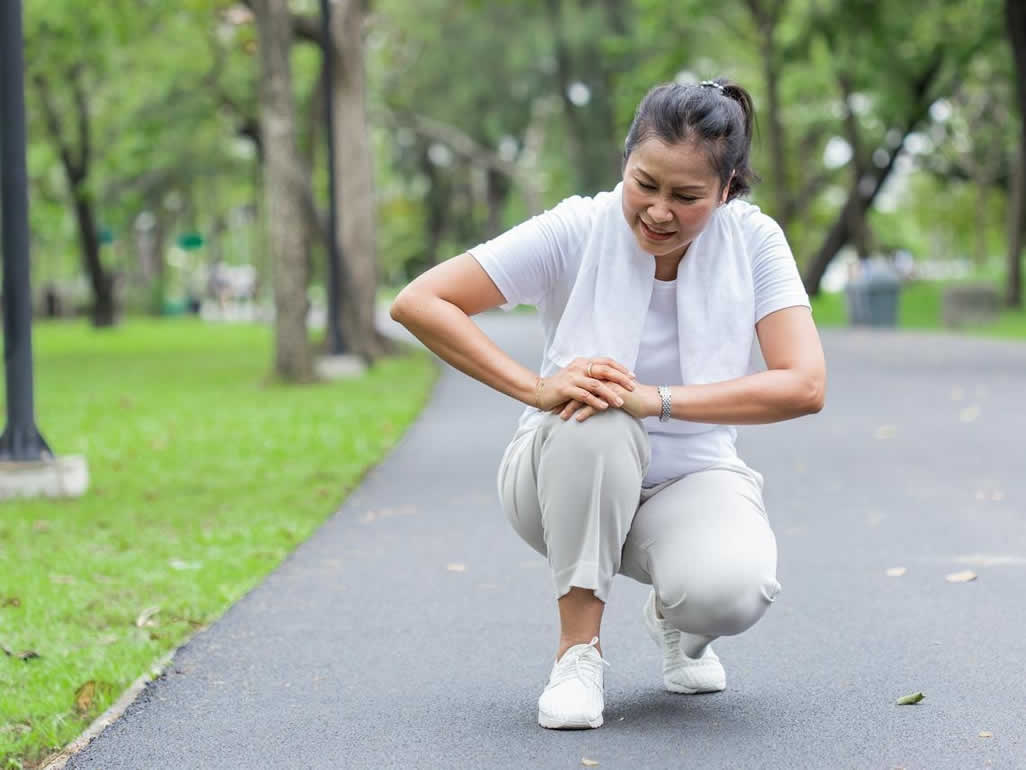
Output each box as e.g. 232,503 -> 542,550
535,357 -> 636,413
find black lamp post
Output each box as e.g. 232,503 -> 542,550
319,0 -> 345,355
0,0 -> 52,462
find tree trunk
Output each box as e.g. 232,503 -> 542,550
749,0 -> 789,226
253,0 -> 314,381
545,0 -> 621,194
803,55 -> 944,295
1005,0 -> 1026,308
331,0 -> 393,360
486,168 -> 511,238
72,190 -> 116,326
838,73 -> 872,259
1007,122 -> 1026,308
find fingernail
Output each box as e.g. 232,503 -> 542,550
616,398 -> 624,406
629,371 -> 636,378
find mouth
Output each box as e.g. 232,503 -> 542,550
640,220 -> 676,241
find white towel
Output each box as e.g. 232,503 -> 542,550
547,183 -> 755,385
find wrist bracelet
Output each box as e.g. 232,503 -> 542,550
658,385 -> 672,422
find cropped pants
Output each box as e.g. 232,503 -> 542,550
497,409 -> 781,655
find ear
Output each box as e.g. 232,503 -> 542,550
720,171 -> 735,204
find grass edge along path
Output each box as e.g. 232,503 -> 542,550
0,319 -> 437,769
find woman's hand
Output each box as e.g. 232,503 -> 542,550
536,357 -> 636,413
557,382 -> 660,422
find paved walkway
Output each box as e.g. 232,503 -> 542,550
66,313 -> 1026,769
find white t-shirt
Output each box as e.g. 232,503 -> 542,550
470,189 -> 810,485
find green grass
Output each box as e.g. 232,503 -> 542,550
811,280 -> 1026,339
0,318 -> 437,768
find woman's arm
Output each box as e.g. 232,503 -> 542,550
390,253 -> 634,411
562,306 -> 825,424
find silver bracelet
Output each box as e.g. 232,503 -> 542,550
657,385 -> 672,422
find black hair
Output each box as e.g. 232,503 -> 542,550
623,79 -> 758,201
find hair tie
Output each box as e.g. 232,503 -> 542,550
700,80 -> 725,93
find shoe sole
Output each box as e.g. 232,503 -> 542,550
537,709 -> 603,729
663,675 -> 726,694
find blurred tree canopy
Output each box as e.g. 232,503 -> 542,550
21,0 -> 1026,331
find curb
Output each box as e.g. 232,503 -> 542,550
40,648 -> 179,770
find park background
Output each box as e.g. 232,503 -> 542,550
2,0 -> 1024,767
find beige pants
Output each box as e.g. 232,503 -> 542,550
498,409 -> 781,654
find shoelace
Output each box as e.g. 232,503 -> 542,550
547,637 -> 610,690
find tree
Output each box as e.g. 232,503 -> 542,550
329,0 -> 393,359
800,0 -> 1001,295
252,0 -> 313,381
1004,0 -> 1026,307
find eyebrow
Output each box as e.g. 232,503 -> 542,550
636,167 -> 708,192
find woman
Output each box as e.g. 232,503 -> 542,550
390,79 -> 826,730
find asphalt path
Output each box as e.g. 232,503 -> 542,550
66,311 -> 1026,769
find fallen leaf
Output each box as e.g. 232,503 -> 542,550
446,563 -> 466,573
886,567 -> 907,577
1,597 -> 21,608
959,405 -> 981,423
135,606 -> 160,627
866,511 -> 886,527
16,649 -> 40,661
945,570 -> 977,583
979,731 -> 993,738
896,692 -> 925,705
75,681 -> 96,713
874,425 -> 897,440
360,505 -> 417,524
581,760 -> 600,767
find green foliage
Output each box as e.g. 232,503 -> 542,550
20,0 -> 1025,303
0,319 -> 436,767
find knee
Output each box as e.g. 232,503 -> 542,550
658,568 -> 781,637
542,409 -> 648,469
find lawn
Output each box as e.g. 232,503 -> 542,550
0,319 -> 437,768
810,280 -> 1026,339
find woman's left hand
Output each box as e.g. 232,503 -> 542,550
556,382 -> 659,422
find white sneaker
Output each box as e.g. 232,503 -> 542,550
643,589 -> 726,694
537,636 -> 609,729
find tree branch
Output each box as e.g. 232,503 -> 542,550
69,64 -> 91,180
33,73 -> 84,186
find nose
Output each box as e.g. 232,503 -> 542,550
647,203 -> 672,223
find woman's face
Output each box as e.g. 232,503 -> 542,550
621,138 -> 728,262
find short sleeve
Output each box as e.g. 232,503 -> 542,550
468,195 -> 594,311
746,210 -> 811,322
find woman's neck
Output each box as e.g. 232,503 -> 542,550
653,241 -> 690,281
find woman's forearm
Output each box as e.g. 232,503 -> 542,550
391,292 -> 538,406
661,369 -> 825,425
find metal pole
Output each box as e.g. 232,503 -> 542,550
319,0 -> 345,354
0,0 -> 51,462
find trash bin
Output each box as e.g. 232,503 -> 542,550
845,259 -> 901,327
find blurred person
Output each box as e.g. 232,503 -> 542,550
390,79 -> 826,729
